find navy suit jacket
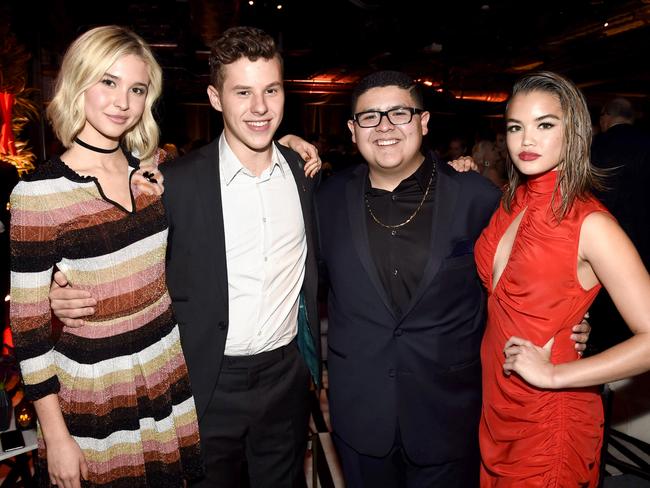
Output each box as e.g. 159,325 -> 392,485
161,138 -> 321,420
317,159 -> 500,464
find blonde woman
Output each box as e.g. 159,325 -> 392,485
10,26 -> 202,487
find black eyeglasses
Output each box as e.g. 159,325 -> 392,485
353,107 -> 424,128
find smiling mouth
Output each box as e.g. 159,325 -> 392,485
376,139 -> 399,146
247,120 -> 270,128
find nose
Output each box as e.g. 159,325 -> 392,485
376,112 -> 394,131
251,93 -> 268,115
113,89 -> 129,111
521,129 -> 535,147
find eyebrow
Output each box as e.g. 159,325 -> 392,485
103,72 -> 149,88
231,81 -> 283,90
506,113 -> 561,123
358,105 -> 409,113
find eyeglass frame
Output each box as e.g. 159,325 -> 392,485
352,107 -> 425,128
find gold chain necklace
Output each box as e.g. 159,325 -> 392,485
365,163 -> 435,229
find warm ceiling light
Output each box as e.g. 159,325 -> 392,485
248,0 -> 254,4
510,60 -> 544,72
277,4 -> 283,9
455,92 -> 509,102
423,80 -> 433,86
603,21 -> 609,27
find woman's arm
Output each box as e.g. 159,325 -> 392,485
34,395 -> 88,488
10,183 -> 88,487
504,211 -> 650,388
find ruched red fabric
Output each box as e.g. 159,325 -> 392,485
476,170 -> 607,487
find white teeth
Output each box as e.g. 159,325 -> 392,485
248,121 -> 269,127
376,139 -> 398,146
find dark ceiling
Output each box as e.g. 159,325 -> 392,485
4,0 -> 650,120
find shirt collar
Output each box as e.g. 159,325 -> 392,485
219,132 -> 286,185
365,153 -> 433,194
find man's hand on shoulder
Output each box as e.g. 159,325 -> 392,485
447,156 -> 479,173
49,271 -> 97,328
278,134 -> 322,178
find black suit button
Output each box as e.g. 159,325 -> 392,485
388,369 -> 396,378
218,321 -> 227,330
393,328 -> 403,337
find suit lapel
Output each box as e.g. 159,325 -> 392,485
402,163 -> 459,316
278,143 -> 314,240
193,139 -> 229,310
346,165 -> 398,319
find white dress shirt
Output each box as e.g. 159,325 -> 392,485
219,133 -> 307,356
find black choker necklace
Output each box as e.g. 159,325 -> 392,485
74,137 -> 120,154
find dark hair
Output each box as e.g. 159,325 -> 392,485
351,70 -> 423,116
602,97 -> 634,121
502,71 -> 602,221
208,26 -> 282,89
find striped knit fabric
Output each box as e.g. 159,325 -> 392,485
10,156 -> 203,487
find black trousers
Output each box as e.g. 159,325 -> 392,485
333,431 -> 480,488
191,340 -> 311,488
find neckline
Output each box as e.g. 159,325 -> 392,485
52,153 -> 140,214
54,150 -> 140,182
525,170 -> 558,195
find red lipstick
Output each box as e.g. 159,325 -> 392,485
518,151 -> 541,161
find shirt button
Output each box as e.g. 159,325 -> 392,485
218,321 -> 227,330
388,369 -> 396,378
262,217 -> 267,222
394,328 -> 403,337
393,268 -> 398,277
264,257 -> 268,262
391,230 -> 397,236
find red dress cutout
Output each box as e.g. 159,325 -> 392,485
475,171 -> 607,487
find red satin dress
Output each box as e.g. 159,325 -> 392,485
475,171 -> 607,487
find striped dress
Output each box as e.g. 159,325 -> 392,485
10,155 -> 203,487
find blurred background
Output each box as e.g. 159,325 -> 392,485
2,0 -> 650,166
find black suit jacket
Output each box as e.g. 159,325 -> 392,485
161,138 -> 321,419
317,159 -> 500,465
591,123 -> 650,267
590,124 -> 650,350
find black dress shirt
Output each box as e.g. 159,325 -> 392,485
365,155 -> 436,316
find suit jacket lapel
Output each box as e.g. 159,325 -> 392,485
278,143 -> 314,240
346,165 -> 398,319
403,162 -> 459,316
193,139 -> 229,311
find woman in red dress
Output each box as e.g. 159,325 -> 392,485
475,71 -> 650,487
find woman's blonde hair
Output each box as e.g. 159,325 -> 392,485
502,71 -> 602,221
47,25 -> 162,160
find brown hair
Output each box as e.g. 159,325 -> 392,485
208,26 -> 282,90
502,71 -> 602,221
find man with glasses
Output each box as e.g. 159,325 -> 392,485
316,70 -> 501,486
318,71 -> 591,486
